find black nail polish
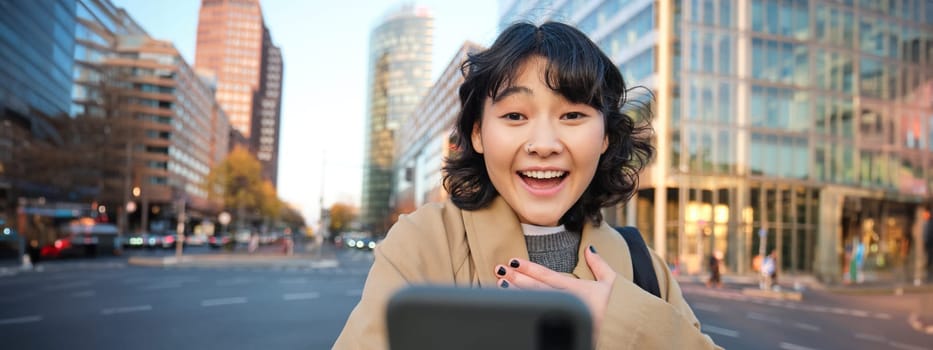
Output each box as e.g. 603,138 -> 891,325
589,245 -> 597,254
497,266 -> 506,276
500,280 -> 509,289
509,259 -> 520,268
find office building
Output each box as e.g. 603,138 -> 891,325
195,0 -> 282,187
500,0 -> 933,283
0,0 -> 79,242
361,5 -> 433,233
251,26 -> 283,187
395,42 -> 484,215
104,35 -> 230,232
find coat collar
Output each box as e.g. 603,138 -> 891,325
460,196 -> 633,287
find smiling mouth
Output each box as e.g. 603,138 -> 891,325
518,170 -> 568,189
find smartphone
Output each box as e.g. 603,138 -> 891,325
386,285 -> 593,350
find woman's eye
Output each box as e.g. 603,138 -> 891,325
563,112 -> 584,120
503,113 -> 524,121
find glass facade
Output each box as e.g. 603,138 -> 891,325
395,43 -> 483,216
501,0 -> 933,283
0,0 -> 76,118
362,5 -> 433,233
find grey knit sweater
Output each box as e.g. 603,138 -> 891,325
524,230 -> 580,273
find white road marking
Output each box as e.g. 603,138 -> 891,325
853,333 -> 886,342
278,278 -> 309,285
747,312 -> 781,324
792,322 -> 821,332
874,313 -> 892,320
43,281 -> 91,291
283,292 -> 321,301
850,310 -> 869,317
780,342 -> 819,350
345,289 -> 363,297
140,283 -> 182,290
101,305 -> 152,315
216,277 -> 254,286
702,325 -> 739,338
71,290 -> 96,298
0,315 -> 42,325
692,302 -> 722,313
201,297 -> 247,307
888,341 -> 929,350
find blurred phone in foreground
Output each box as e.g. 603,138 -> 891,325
387,285 -> 593,350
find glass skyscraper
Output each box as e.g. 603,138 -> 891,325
362,5 -> 433,233
499,0 -> 933,283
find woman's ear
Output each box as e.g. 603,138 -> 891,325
601,134 -> 609,154
471,123 -> 484,154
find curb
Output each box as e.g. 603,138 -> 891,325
740,288 -> 804,301
127,255 -> 338,269
676,274 -> 933,295
823,284 -> 933,296
908,313 -> 933,335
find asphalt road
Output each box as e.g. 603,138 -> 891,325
2,246 -> 931,349
682,283 -> 933,350
0,246 -> 374,349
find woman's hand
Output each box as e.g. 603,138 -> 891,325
494,245 -> 617,330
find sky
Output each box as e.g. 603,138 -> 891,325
112,0 -> 500,226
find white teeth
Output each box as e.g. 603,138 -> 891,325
521,170 -> 566,179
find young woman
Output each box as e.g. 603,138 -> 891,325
334,21 -> 720,349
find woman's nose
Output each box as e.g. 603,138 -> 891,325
525,123 -> 563,157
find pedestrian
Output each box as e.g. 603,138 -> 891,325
334,22 -> 720,349
706,251 -> 723,288
760,250 -> 776,290
248,233 -> 259,253
854,240 -> 866,284
924,216 -> 933,281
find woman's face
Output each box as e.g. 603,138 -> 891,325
472,56 -> 607,226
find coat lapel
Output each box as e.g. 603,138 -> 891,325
461,196 -> 528,288
573,221 -> 635,282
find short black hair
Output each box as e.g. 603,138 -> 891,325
442,21 -> 654,232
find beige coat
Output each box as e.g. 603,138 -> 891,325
334,197 -> 721,349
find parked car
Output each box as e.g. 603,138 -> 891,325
42,221 -> 119,258
208,234 -> 232,249
185,234 -> 207,246
160,234 -> 178,249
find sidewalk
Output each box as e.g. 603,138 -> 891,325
127,253 -> 338,269
677,273 -> 933,295
127,241 -> 338,269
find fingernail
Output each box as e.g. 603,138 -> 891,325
500,280 -> 509,289
496,266 -> 506,276
589,245 -> 597,254
509,259 -> 520,268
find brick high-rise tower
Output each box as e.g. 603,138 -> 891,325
195,0 -> 282,187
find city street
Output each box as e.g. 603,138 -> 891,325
0,246 -> 374,349
1,246 -> 931,349
682,283 -> 933,350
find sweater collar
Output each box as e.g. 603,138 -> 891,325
461,196 -> 634,287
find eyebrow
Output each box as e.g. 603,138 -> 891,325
491,85 -> 533,103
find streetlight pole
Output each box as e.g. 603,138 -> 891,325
175,198 -> 185,258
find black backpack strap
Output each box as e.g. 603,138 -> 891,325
614,226 -> 661,299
